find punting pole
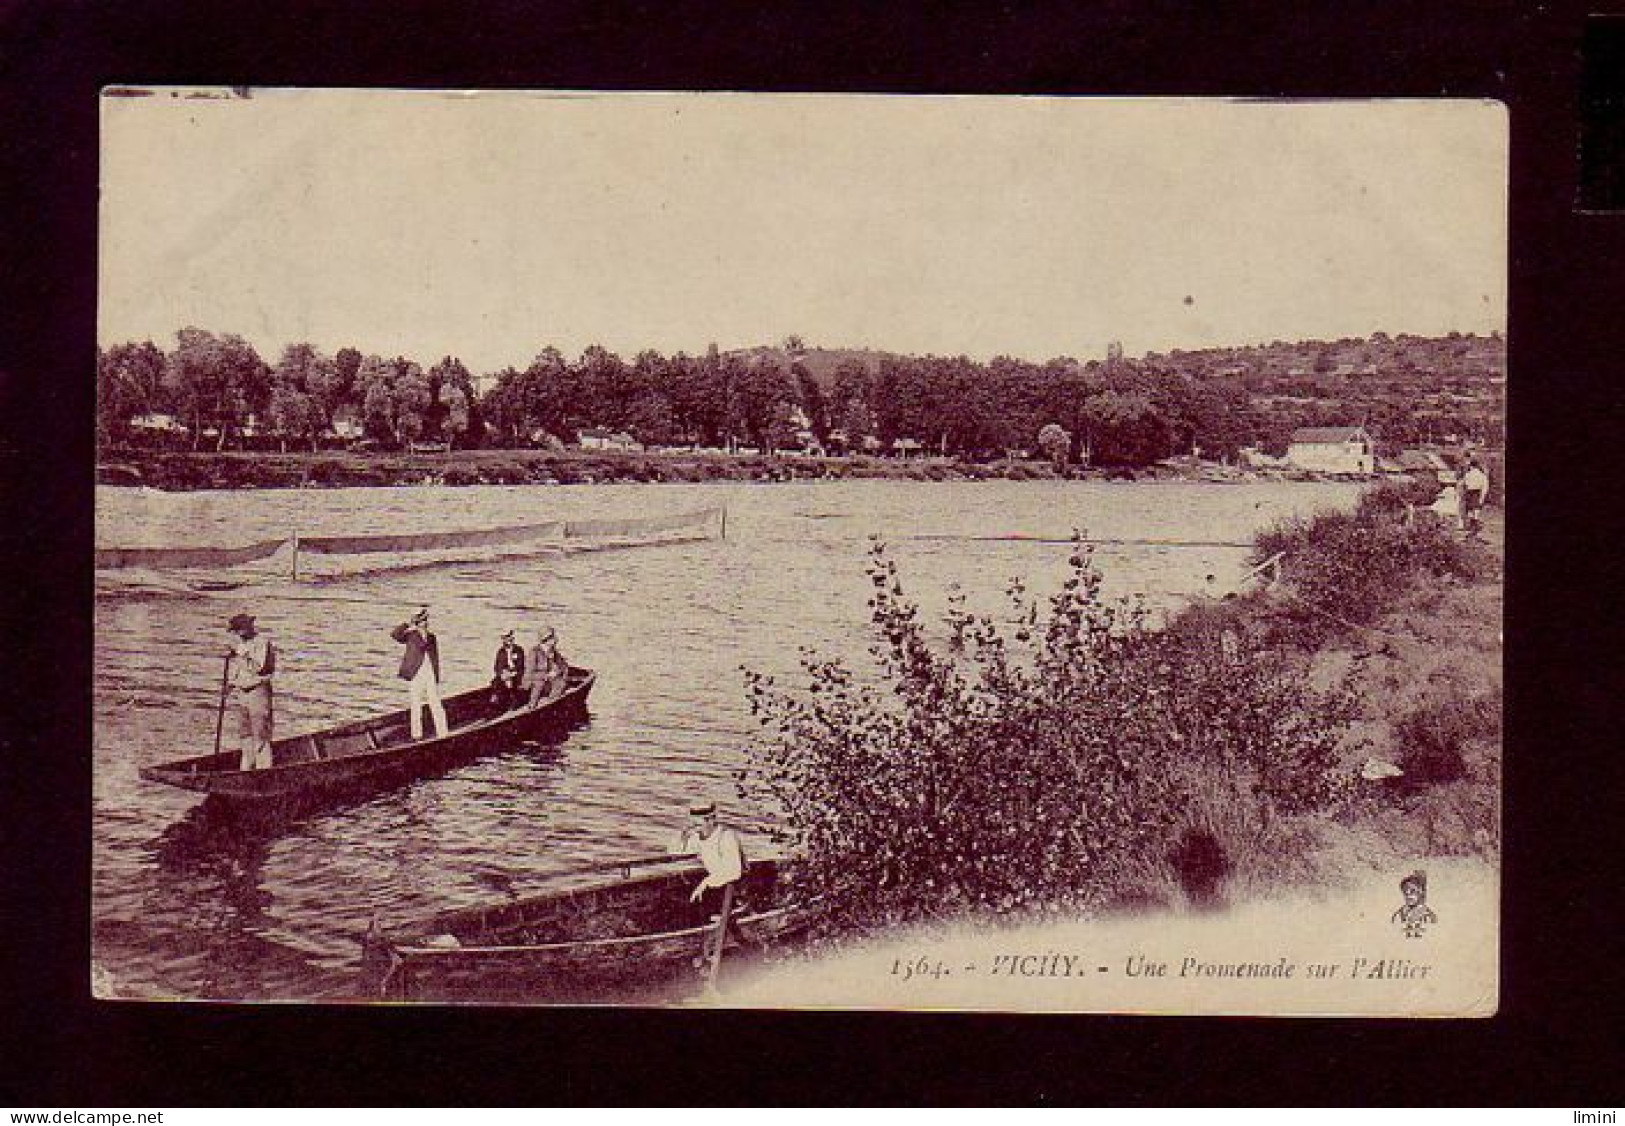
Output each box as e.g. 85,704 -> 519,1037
705,882 -> 736,991
720,506 -> 728,541
208,654 -> 230,770
289,533 -> 300,582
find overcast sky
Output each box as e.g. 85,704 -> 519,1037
100,91 -> 1506,372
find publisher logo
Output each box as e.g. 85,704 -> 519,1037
1390,870 -> 1437,939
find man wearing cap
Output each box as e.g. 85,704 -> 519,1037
677,801 -> 747,908
524,626 -> 570,707
490,628 -> 527,713
391,607 -> 448,739
225,612 -> 276,770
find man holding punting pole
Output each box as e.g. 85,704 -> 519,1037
392,606 -> 448,740
224,612 -> 276,770
676,800 -> 748,987
679,801 -> 747,904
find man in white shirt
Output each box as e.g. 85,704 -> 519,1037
226,612 -> 275,770
1461,458 -> 1491,531
677,801 -> 747,907
391,607 -> 448,740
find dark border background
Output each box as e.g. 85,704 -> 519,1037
3,0 -> 1622,1106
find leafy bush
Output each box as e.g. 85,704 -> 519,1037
1252,494 -> 1489,646
1355,478 -> 1437,518
742,538 -> 1359,931
1391,687 -> 1500,792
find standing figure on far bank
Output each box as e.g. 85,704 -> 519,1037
392,606 -> 448,740
226,612 -> 276,770
1461,457 -> 1490,533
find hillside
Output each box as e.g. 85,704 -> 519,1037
733,331 -> 1503,388
723,344 -> 899,384
739,332 -> 1505,450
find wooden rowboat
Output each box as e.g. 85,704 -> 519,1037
359,855 -> 817,1002
139,667 -> 595,804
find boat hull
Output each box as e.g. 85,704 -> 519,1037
361,858 -> 817,1003
140,668 -> 594,804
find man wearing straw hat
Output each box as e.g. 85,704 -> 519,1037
677,800 -> 747,907
391,606 -> 448,740
225,611 -> 276,770
677,799 -> 748,982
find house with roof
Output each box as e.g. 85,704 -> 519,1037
1286,426 -> 1375,475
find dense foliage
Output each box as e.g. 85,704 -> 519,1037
98,330 -> 1504,465
1250,482 -> 1493,646
742,539 -> 1360,930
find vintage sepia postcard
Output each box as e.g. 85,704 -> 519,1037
94,90 -> 1504,1015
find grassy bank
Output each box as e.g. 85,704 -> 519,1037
95,446 -> 1334,491
96,447 -> 1054,490
742,483 -> 1501,936
1151,495 -> 1501,903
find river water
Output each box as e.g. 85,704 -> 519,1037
93,477 -> 1360,1001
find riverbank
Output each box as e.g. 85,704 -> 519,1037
94,446 -> 1351,491
1175,507 -> 1502,897
725,492 -> 1501,1010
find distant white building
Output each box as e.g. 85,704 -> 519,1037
1286,427 -> 1375,475
129,412 -> 187,434
578,428 -> 643,452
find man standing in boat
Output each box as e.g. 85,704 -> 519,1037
392,607 -> 448,740
678,801 -> 747,907
490,628 -> 527,713
525,625 -> 570,707
225,612 -> 275,770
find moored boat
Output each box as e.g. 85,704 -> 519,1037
359,854 -> 816,1002
139,666 -> 595,804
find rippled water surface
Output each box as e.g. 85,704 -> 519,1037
93,478 -> 1359,1000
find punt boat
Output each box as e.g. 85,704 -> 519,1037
359,854 -> 816,1002
139,667 -> 595,804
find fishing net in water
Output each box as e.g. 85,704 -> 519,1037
562,508 -> 724,541
94,538 -> 290,570
298,521 -> 566,556
95,507 -> 723,589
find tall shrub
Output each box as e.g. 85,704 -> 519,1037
1251,489 -> 1489,646
743,538 -> 1358,930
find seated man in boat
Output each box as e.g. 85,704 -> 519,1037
225,611 -> 276,770
392,607 -> 448,740
676,801 -> 747,910
524,626 -> 570,707
490,628 -> 527,713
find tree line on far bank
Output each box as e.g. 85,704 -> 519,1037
97,328 -> 1505,469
